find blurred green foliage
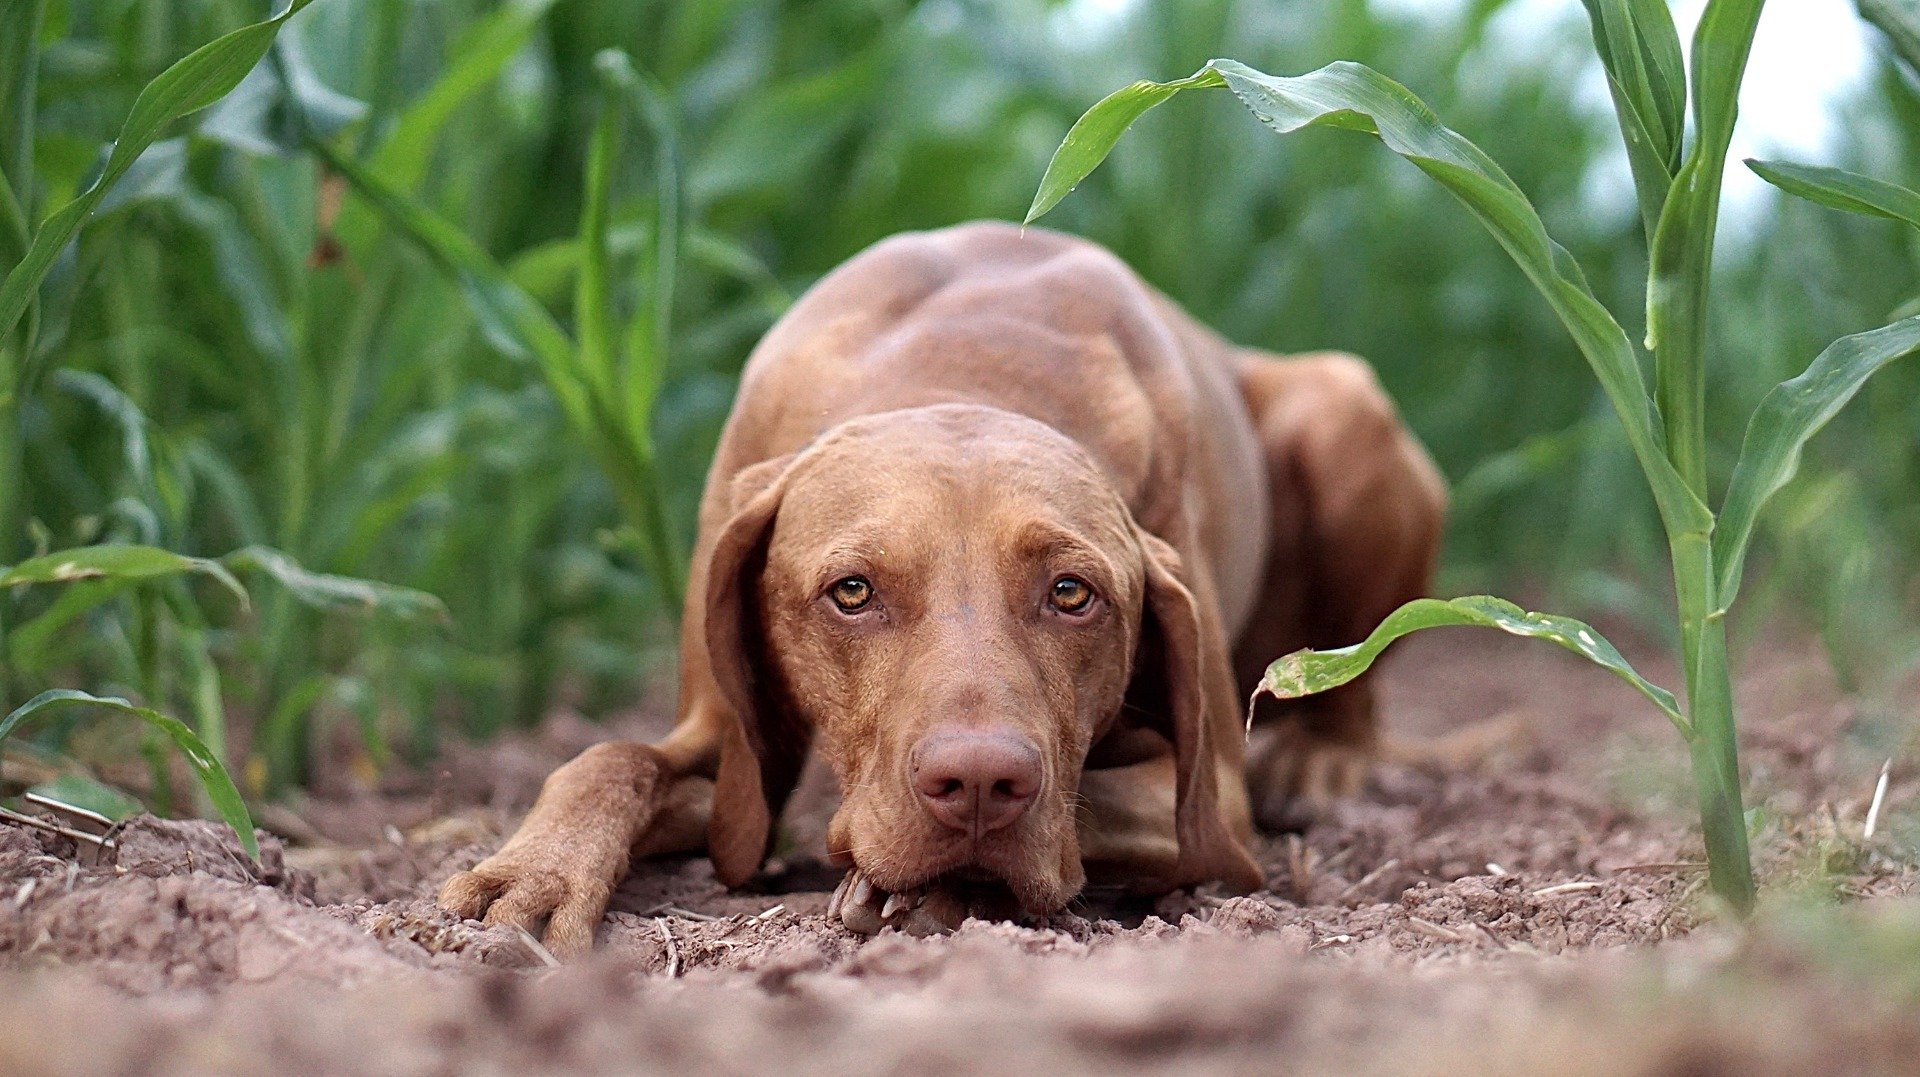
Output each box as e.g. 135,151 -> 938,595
0,0 -> 1914,797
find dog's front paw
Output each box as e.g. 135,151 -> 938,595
439,845 -> 619,960
827,869 -> 968,937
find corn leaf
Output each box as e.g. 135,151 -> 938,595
1714,314 -> 1920,605
1256,595 -> 1688,736
1644,0 -> 1764,485
310,138 -> 593,432
1,543 -> 248,607
5,578 -> 139,672
576,53 -> 627,404
0,0 -> 45,255
1026,68 -> 1227,225
0,689 -> 258,859
1578,0 -> 1686,239
363,0 -> 561,193
332,0 -> 561,252
222,545 -> 447,622
1747,159 -> 1920,231
1026,59 -> 1711,543
0,0 -> 318,343
1857,0 -> 1920,80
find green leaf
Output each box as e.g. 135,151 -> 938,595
1856,0 -> 1920,80
1645,0 -> 1765,490
1,544 -> 248,607
5,577 -> 139,673
333,0 -> 561,252
1256,595 -> 1688,736
1747,159 -> 1920,231
0,0 -> 318,344
0,0 -> 45,193
1714,314 -> 1920,605
221,545 -> 448,622
576,53 -> 626,405
1028,59 -> 1711,545
1025,68 -> 1226,225
311,138 -> 593,434
363,0 -> 560,193
1578,0 -> 1686,239
26,774 -> 145,822
317,131 -> 688,616
0,689 -> 258,859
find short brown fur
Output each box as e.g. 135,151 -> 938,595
440,223 -> 1445,954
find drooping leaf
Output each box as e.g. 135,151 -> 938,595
1747,159 -> 1920,231
222,545 -> 448,622
1,543 -> 247,607
0,0 -> 319,343
1025,68 -> 1226,225
1255,595 -> 1688,736
1026,59 -> 1710,544
0,689 -> 258,859
1714,314 -> 1920,605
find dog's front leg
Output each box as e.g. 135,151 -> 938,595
439,720 -> 718,958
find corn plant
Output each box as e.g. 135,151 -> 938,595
0,545 -> 262,854
1029,0 -> 1920,911
296,47 -> 688,619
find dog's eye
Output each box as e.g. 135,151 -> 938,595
1049,576 -> 1095,615
829,576 -> 873,612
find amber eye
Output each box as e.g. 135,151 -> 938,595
1049,576 -> 1094,614
829,576 -> 873,612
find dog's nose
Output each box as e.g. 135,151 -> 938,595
911,729 -> 1043,836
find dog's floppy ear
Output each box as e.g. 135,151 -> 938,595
702,453 -> 812,887
1134,530 -> 1263,892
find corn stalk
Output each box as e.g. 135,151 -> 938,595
1029,0 -> 1920,912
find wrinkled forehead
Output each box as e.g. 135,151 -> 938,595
769,409 -> 1139,574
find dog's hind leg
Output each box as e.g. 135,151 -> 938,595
1230,350 -> 1447,827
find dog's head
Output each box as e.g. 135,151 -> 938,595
698,404 -> 1247,911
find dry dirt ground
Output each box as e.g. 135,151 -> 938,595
2,626 -> 1917,1075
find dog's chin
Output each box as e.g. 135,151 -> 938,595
850,833 -> 1076,915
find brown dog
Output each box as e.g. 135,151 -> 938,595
440,222 -> 1444,952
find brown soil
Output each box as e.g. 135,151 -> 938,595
2,627 -> 1916,1075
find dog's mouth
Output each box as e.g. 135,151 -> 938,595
828,865 -> 1042,936
848,832 -> 1071,915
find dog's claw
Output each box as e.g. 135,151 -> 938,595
827,871 -> 853,920
880,887 -> 923,920
834,870 -> 969,937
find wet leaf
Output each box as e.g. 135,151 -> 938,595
1255,595 -> 1687,736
